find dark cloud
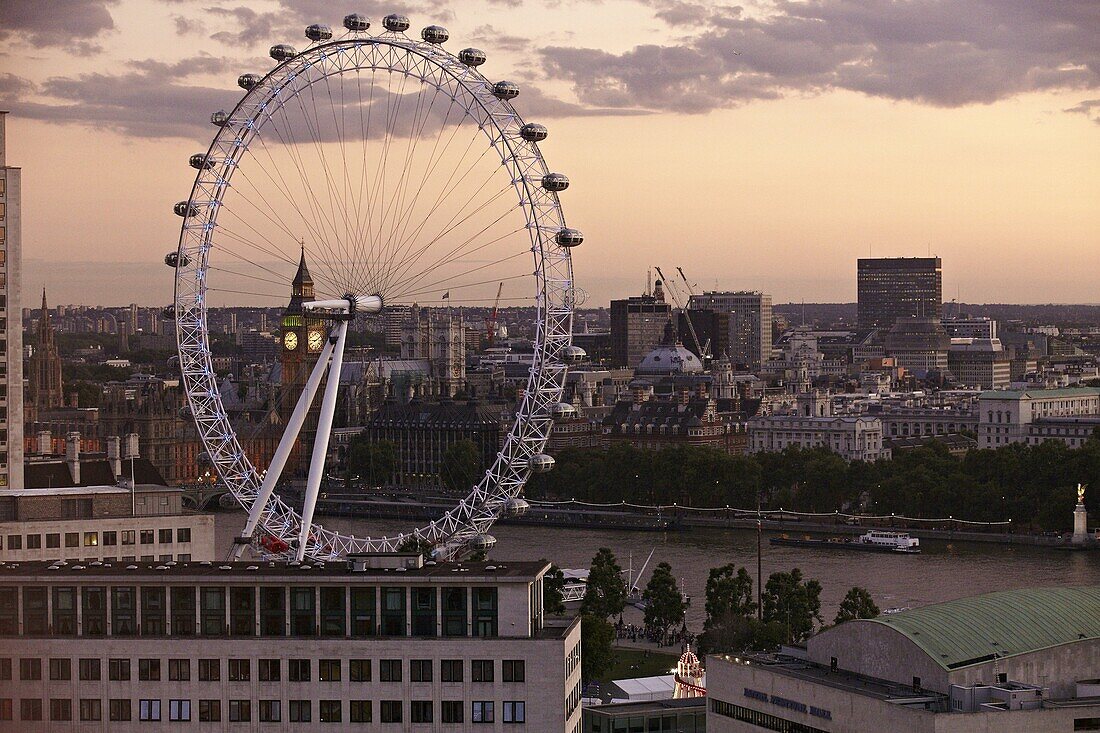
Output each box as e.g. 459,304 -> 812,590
206,6 -> 287,46
0,73 -> 37,99
173,15 -> 205,35
1066,98 -> 1100,124
468,25 -> 530,53
541,0 -> 1100,113
0,0 -> 116,51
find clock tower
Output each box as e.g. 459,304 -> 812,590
279,249 -> 327,473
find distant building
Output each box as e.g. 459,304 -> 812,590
883,317 -> 950,376
942,315 -> 997,340
947,338 -> 1010,389
875,406 -> 978,439
687,291 -> 773,371
747,415 -> 889,461
0,111 -> 23,488
611,283 -> 672,368
857,257 -> 942,332
28,289 -> 64,416
400,306 -> 466,397
585,698 -> 706,733
977,387 -> 1100,448
678,308 -> 729,361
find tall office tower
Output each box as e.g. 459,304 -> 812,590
610,283 -> 672,368
686,291 -> 772,371
857,257 -> 942,332
0,112 -> 23,488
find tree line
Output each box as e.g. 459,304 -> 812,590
529,435 -> 1100,530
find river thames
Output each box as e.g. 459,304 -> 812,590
215,512 -> 1100,628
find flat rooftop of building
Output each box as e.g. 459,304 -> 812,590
979,387 -> 1100,399
1,484 -> 182,498
586,697 -> 706,715
0,558 -> 549,582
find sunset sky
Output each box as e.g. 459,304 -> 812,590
1,0 -> 1098,306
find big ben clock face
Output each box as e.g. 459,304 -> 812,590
283,331 -> 298,351
308,330 -> 325,353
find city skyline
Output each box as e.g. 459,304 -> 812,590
0,0 -> 1097,306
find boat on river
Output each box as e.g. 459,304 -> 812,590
770,530 -> 921,554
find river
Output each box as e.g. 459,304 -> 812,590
214,511 -> 1100,628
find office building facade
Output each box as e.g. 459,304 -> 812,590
0,111 -> 23,489
686,292 -> 772,371
977,387 -> 1100,448
610,294 -> 672,368
857,257 -> 941,332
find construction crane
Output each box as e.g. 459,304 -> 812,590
654,266 -> 708,361
485,282 -> 504,348
671,266 -> 712,360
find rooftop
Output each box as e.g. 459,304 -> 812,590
866,586 -> 1100,670
979,387 -> 1100,400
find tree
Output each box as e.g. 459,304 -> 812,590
441,439 -> 481,492
580,613 -> 615,683
835,586 -> 880,624
642,562 -> 685,635
704,564 -> 756,627
580,547 -> 627,619
543,563 -> 566,615
761,568 -> 823,643
345,437 -> 396,486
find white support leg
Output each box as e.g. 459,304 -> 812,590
297,320 -> 349,560
233,336 -> 336,559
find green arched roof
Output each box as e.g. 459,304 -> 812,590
867,586 -> 1100,670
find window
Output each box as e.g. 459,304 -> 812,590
320,700 -> 342,723
0,699 -> 8,722
198,659 -> 219,681
442,701 -> 464,724
260,586 -> 286,636
228,700 -> 251,722
229,586 -> 255,636
503,659 -> 525,682
109,699 -> 131,722
121,530 -> 135,545
474,587 -> 498,637
177,528 -> 191,543
320,586 -> 346,636
50,698 -> 72,721
79,658 -> 100,681
139,699 -> 161,722
20,658 -> 41,681
350,587 -> 376,637
65,532 -> 79,547
350,700 -> 372,723
46,533 -> 61,548
84,532 -> 98,547
228,658 -> 250,681
158,529 -> 173,544
380,700 -> 402,724
111,586 -> 137,636
259,658 -> 280,681
442,659 -> 463,682
20,699 -> 42,721
349,659 -> 370,682
5,536 -> 19,550
503,701 -> 526,723
290,700 -> 311,723
55,587 -> 76,635
289,658 -> 311,682
171,586 -> 196,636
61,498 -> 93,519
442,587 -> 467,636
102,531 -> 116,546
412,587 -> 437,636
140,530 -> 155,545
319,658 -> 341,682
290,587 -> 316,636
49,658 -> 71,681
138,658 -> 161,681
200,586 -> 225,636
472,659 -> 494,682
25,534 -> 41,549
259,700 -> 281,722
0,659 -> 8,680
169,699 -> 191,722
139,585 -> 166,635
380,658 -> 402,682
411,701 -> 433,723
473,701 -> 495,723
162,658 -> 189,682
108,658 -> 130,681
381,587 -> 406,636
83,586 -> 107,636
23,588 -> 47,634
411,658 -> 432,682
198,700 -> 220,722
79,698 -> 101,721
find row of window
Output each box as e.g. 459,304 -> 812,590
2,527 -> 191,551
0,583 -> 499,638
710,698 -> 827,733
3,656 -> 525,683
0,697 -> 526,724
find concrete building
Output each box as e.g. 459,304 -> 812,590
947,338 -> 1011,389
611,287 -> 672,368
875,406 -> 978,439
942,316 -> 997,340
585,697 -> 706,733
884,317 -> 950,376
0,111 -> 23,489
977,387 -> 1100,448
747,415 -> 889,461
687,291 -> 773,371
0,555 -> 582,732
857,257 -> 942,332
708,586 -> 1100,733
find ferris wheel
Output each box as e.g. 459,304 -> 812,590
168,13 -> 586,561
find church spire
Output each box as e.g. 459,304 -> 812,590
292,242 -> 313,292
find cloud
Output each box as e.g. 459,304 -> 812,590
0,72 -> 37,99
1066,98 -> 1100,124
0,0 -> 116,51
173,15 -> 205,35
469,24 -> 531,53
541,0 -> 1100,113
206,6 -> 287,46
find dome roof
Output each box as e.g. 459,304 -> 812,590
637,321 -> 704,375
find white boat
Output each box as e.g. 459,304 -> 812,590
856,531 -> 920,553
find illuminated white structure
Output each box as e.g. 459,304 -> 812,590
674,646 -> 707,699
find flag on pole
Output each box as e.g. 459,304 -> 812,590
441,291 -> 450,300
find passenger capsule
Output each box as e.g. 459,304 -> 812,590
238,73 -> 262,91
162,306 -> 177,321
383,14 -> 410,32
563,345 -> 587,363
189,153 -> 213,170
174,201 -> 199,217
421,25 -> 448,44
269,44 -> 297,61
555,228 -> 584,247
492,80 -> 520,100
305,24 -> 333,42
550,402 -> 577,421
211,110 -> 229,127
502,498 -> 530,517
519,123 -> 548,142
459,48 -> 486,67
343,13 -> 370,31
469,533 -> 497,552
541,172 -> 570,192
529,454 -> 556,473
164,252 -> 192,268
